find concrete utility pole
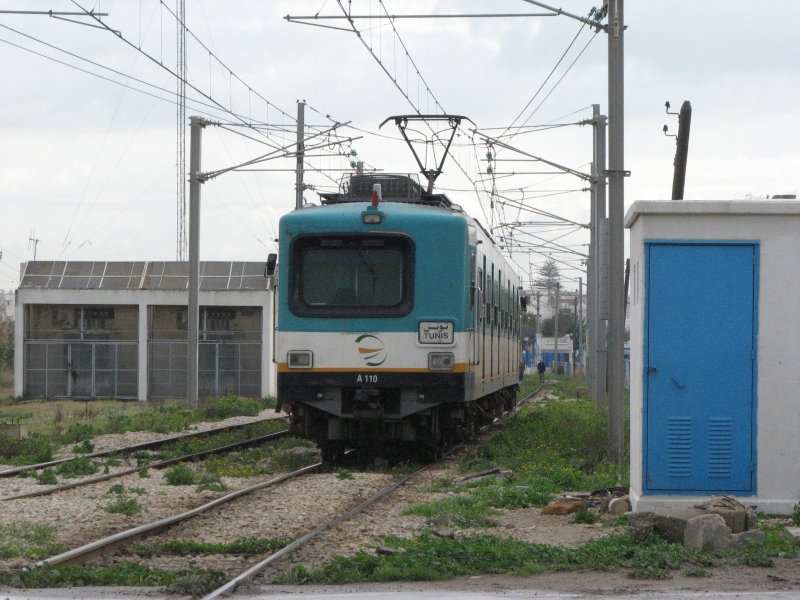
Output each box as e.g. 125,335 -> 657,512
295,100 -> 306,209
554,283 -> 560,374
671,100 -> 692,200
578,277 -> 583,373
187,116 -> 207,409
590,105 -> 608,408
607,0 -> 626,464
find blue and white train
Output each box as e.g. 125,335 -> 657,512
275,173 -> 525,459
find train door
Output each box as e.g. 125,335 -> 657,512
481,256 -> 487,381
471,253 -> 482,367
490,265 -> 495,379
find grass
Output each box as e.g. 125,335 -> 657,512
0,561 -> 226,596
461,379 -> 627,493
277,526 -> 800,585
275,533 -> 712,583
130,537 -> 289,557
55,456 -> 98,479
103,484 -> 146,515
203,436 -> 317,478
0,394 -> 277,439
0,522 -> 64,559
408,377 -> 627,535
0,395 -> 280,465
164,463 -> 198,486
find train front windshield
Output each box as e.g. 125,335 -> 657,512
290,235 -> 414,317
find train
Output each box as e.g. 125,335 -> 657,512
275,173 -> 525,460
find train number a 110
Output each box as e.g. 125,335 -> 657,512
356,374 -> 378,384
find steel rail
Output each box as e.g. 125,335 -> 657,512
201,383 -> 546,599
0,416 -> 287,478
33,460 -> 324,568
1,429 -> 289,501
201,461 -> 431,599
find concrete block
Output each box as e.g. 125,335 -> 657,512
684,514 -> 734,552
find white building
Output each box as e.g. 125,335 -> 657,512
15,261 -> 276,401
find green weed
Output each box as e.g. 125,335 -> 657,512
195,474 -> 227,492
131,537 -> 288,557
403,495 -> 499,528
164,463 -> 198,486
104,497 -> 141,516
0,561 -> 224,593
0,522 -> 64,559
275,533 -> 714,584
336,468 -> 354,480
198,394 -> 266,420
0,432 -> 54,465
55,456 -> 98,479
203,437 -> 316,478
71,439 -> 95,454
35,468 -> 57,485
62,423 -> 95,444
573,510 -> 600,524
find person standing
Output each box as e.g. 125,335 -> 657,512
537,359 -> 546,382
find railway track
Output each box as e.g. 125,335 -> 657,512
18,383 -> 548,597
0,415 -> 288,479
1,426 -> 290,501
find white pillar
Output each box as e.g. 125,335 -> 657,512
13,292 -> 23,398
138,303 -> 148,401
261,289 -> 273,398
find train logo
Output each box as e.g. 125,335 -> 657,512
355,333 -> 387,367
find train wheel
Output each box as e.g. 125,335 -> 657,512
320,441 -> 346,464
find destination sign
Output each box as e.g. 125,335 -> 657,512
418,321 -> 454,344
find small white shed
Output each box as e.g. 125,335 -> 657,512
626,200 -> 800,515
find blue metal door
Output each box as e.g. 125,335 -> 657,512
645,242 -> 757,494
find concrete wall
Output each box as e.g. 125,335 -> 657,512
626,200 -> 800,515
14,288 -> 276,401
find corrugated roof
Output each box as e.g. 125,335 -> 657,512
18,261 -> 269,291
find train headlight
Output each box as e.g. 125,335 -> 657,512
287,350 -> 313,369
428,352 -> 454,371
362,212 -> 383,224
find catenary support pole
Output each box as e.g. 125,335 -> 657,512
578,277 -> 583,374
554,283 -> 560,374
592,105 -> 608,408
187,116 -> 207,409
607,0 -> 626,464
295,100 -> 306,209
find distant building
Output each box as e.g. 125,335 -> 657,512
0,290 -> 13,322
15,261 -> 275,401
534,335 -> 573,374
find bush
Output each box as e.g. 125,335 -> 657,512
198,395 -> 263,420
55,457 -> 98,479
62,423 -> 95,444
35,469 -> 57,485
164,463 -> 198,486
0,433 -> 54,464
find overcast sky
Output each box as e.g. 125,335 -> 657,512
0,0 -> 797,292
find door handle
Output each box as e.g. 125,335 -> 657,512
671,376 -> 685,389
648,366 -> 657,373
